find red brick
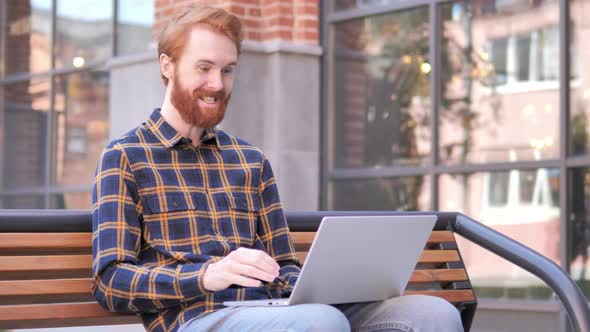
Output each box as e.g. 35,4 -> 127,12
302,31 -> 318,40
241,18 -> 262,29
246,31 -> 262,40
294,30 -> 318,42
248,7 -> 262,16
266,17 -> 293,28
295,5 -> 318,16
228,4 -> 246,15
232,0 -> 260,5
262,29 -> 293,41
295,18 -> 317,29
261,4 -> 293,17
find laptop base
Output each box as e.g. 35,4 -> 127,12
223,299 -> 290,307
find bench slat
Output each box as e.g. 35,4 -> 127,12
0,233 -> 91,251
0,278 -> 92,296
0,231 -> 454,252
419,250 -> 460,263
426,231 -> 455,243
0,255 -> 92,272
0,302 -> 125,320
409,269 -> 467,283
297,250 -> 460,265
0,268 -> 469,299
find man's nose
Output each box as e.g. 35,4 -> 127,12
206,71 -> 224,90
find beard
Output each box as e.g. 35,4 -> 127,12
170,77 -> 231,129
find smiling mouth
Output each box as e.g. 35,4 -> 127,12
199,96 -> 218,104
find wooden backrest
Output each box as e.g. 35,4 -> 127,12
0,229 -> 476,330
0,232 -> 137,329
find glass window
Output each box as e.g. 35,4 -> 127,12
519,170 -> 536,204
439,1 -> 559,164
439,170 -> 560,299
51,192 -> 91,209
332,7 -> 430,169
490,37 -> 508,85
116,0 -> 155,56
570,0 -> 590,156
3,0 -> 52,76
331,0 -> 398,12
0,194 -> 45,209
1,79 -> 50,192
539,25 -> 559,81
54,0 -> 113,69
569,168 -> 590,298
330,176 -> 430,211
488,172 -> 509,206
52,70 -> 109,187
516,34 -> 531,82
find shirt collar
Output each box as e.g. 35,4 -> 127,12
145,108 -> 220,148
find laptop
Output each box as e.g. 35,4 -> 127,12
223,215 -> 437,307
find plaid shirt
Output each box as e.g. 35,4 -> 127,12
92,109 -> 301,332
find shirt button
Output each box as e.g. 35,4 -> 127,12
172,201 -> 179,208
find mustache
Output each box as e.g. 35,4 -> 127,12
192,89 -> 227,100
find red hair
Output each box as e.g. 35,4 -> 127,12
157,4 -> 243,86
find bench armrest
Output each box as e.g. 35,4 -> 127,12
453,213 -> 590,332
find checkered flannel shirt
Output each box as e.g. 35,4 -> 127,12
92,109 -> 301,332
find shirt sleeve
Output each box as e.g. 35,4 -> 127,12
91,145 -> 214,313
256,155 -> 301,298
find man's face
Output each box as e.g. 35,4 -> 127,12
169,26 -> 237,128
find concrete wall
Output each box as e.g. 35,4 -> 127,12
108,41 -> 322,211
470,300 -> 564,332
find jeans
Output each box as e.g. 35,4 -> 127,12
177,295 -> 464,332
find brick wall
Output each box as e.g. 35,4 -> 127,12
154,0 -> 319,45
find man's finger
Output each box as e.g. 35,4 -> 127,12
228,274 -> 263,288
231,263 -> 276,282
234,248 -> 280,274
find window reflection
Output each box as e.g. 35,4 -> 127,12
51,192 -> 91,209
3,0 -> 52,76
332,0 -> 399,12
331,176 -> 430,211
569,0 -> 590,156
117,0 -> 155,56
55,0 -> 113,69
1,79 -> 50,191
440,169 -> 560,299
332,7 -> 430,169
52,70 -> 109,187
570,168 -> 590,297
439,1 -> 560,164
0,194 -> 45,209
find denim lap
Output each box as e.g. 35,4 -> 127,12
178,295 -> 463,332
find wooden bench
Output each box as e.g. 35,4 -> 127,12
0,210 -> 476,331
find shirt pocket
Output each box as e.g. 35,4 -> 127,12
141,192 -> 220,255
216,192 -> 261,248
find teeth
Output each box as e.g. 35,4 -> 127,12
201,96 -> 216,103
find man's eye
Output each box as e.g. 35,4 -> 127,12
198,67 -> 210,73
222,67 -> 234,75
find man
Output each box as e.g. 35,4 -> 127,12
92,4 -> 463,332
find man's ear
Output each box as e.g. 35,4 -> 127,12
160,53 -> 174,82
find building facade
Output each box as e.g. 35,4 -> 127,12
1,0 -> 590,331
